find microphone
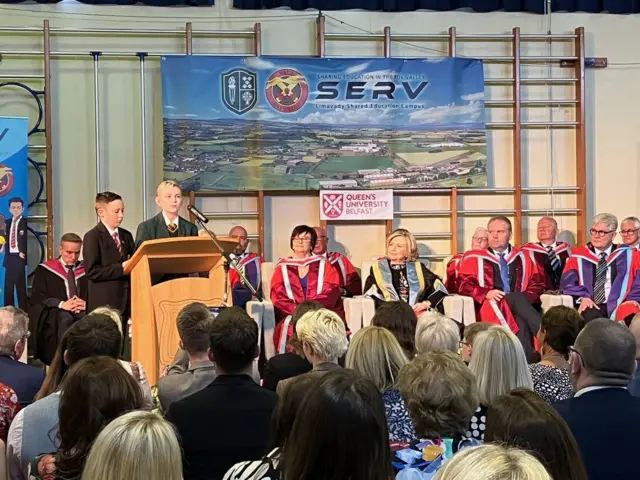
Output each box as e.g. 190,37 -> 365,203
187,205 -> 208,224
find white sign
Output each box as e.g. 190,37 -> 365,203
320,190 -> 393,221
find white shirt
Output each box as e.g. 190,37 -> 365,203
8,215 -> 22,254
593,244 -> 613,301
574,385 -> 626,397
102,221 -> 119,239
162,212 -> 179,228
540,241 -> 558,250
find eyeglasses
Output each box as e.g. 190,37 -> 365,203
590,229 -> 615,237
459,340 -> 470,348
293,236 -> 312,243
568,346 -> 583,365
472,237 -> 488,242
620,229 -> 640,236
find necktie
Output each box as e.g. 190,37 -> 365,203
66,264 -> 78,298
546,245 -> 561,272
168,222 -> 177,234
593,252 -> 607,304
10,221 -> 16,250
112,232 -> 123,256
499,253 -> 511,294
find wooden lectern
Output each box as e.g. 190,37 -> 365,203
124,236 -> 237,385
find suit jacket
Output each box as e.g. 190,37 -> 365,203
134,213 -> 198,250
554,388 -> 640,480
276,361 -> 341,396
166,374 -> 277,480
83,222 -> 134,316
0,356 -> 45,407
262,352 -> 312,392
3,216 -> 27,266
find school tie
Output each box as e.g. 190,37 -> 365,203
10,222 -> 16,250
112,232 -> 123,257
499,253 -> 511,294
593,252 -> 607,305
66,264 -> 78,298
168,222 -> 178,234
546,245 -> 561,272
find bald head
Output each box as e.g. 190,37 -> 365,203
537,216 -> 558,245
629,313 -> 640,360
0,306 -> 29,357
229,226 -> 249,255
313,226 -> 328,255
471,227 -> 488,250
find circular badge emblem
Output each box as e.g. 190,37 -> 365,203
265,69 -> 309,113
0,164 -> 15,197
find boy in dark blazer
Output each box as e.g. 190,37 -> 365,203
2,197 -> 27,308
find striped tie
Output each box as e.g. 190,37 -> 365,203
593,252 -> 607,304
547,245 -> 561,272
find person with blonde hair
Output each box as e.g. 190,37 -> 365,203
346,326 -> 415,442
433,444 -> 552,480
467,326 -> 533,441
364,228 -> 448,314
415,310 -> 461,354
81,411 -> 182,480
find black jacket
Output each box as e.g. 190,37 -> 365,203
134,213 -> 198,250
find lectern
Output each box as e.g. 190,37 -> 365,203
124,236 -> 237,384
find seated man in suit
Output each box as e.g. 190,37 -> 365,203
554,319 -> 640,480
620,216 -> 640,251
28,233 -> 88,366
0,307 -> 45,406
445,227 -> 488,294
167,307 -> 277,480
457,216 -> 545,361
312,226 -> 361,297
157,302 -> 216,413
226,225 -> 263,310
561,213 -> 640,323
521,216 -> 571,292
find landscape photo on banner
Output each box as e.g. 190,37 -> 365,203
161,56 -> 487,191
0,117 -> 28,308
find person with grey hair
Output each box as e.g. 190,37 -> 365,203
0,306 -> 45,406
620,216 -> 640,250
554,318 -> 640,480
445,227 -> 489,294
415,310 -> 461,354
561,213 -> 640,324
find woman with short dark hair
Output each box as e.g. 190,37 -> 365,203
371,301 -> 417,359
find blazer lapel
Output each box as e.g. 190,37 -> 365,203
154,214 -> 169,239
178,216 -> 188,236
97,222 -> 120,259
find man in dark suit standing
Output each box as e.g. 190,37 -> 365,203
167,307 -> 277,480
554,318 -> 640,480
2,197 -> 27,308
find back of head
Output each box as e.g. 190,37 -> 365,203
573,318 -> 636,386
287,301 -> 324,355
345,326 -> 408,391
81,411 -> 182,480
469,327 -> 533,405
372,301 -> 417,358
176,302 -> 213,355
209,306 -> 258,373
295,308 -> 348,363
540,306 -> 584,358
0,306 -> 28,356
89,306 -> 123,335
282,369 -> 392,480
415,311 -> 460,354
433,444 -> 552,480
399,350 -> 478,438
463,322 -> 492,345
485,389 -> 588,480
57,356 -> 144,479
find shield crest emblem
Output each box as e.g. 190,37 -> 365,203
221,68 -> 257,115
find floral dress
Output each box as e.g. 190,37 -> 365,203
382,389 -> 416,443
0,382 -> 20,441
29,454 -> 57,480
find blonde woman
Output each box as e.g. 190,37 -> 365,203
81,411 -> 182,480
415,310 -> 461,354
346,326 -> 416,442
467,326 -> 533,441
364,228 -> 447,314
433,444 -> 552,480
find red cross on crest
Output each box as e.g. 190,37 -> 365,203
322,193 -> 344,219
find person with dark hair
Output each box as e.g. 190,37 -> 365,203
82,192 -> 134,344
460,322 -> 492,364
157,302 -> 216,412
529,306 -> 583,403
29,356 -> 144,480
485,388 -> 587,480
262,301 -> 322,391
28,233 -> 88,365
167,306 -> 277,480
371,301 -> 417,359
2,196 -> 27,308
554,318 -> 640,480
270,224 -> 344,350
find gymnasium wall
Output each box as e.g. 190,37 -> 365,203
1,3 -> 639,273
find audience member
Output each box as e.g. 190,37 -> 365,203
0,307 -> 45,406
167,306 -> 277,480
433,444 -> 552,480
262,301 -> 321,391
29,356 -> 144,480
276,308 -> 348,395
415,310 -> 460,354
529,306 -> 582,403
0,382 -> 20,442
81,411 -> 182,480
395,351 -> 479,475
554,318 -> 640,480
460,322 -> 492,364
157,302 -> 216,412
485,389 -> 588,480
371,300 -> 418,359
628,312 -> 640,397
346,326 -> 416,442
468,326 -> 533,441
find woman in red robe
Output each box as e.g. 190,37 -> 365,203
271,225 -> 343,349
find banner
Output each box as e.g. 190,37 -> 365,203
161,56 -> 487,191
320,190 -> 393,220
0,117 -> 28,308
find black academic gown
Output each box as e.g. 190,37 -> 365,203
28,260 -> 88,365
134,213 -> 198,250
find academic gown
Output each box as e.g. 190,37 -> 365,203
445,253 -> 464,294
270,256 -> 344,349
28,260 -> 88,365
327,252 -> 362,297
521,242 -> 571,291
560,244 -> 640,322
229,252 -> 264,309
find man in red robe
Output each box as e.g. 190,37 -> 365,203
457,216 -> 545,360
313,226 -> 362,297
227,225 -> 263,309
445,227 -> 489,294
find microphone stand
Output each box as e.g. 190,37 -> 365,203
195,218 -> 264,303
